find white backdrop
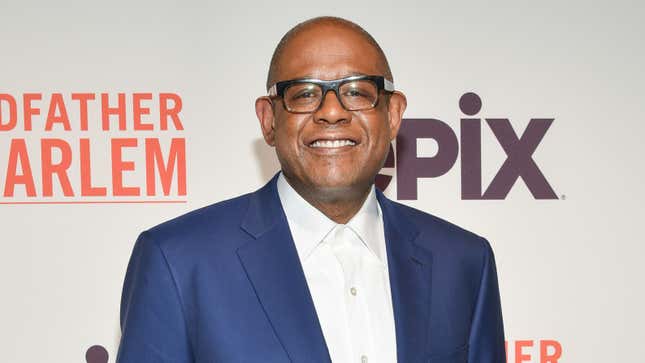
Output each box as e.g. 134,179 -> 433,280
1,1 -> 644,362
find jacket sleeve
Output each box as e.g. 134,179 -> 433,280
468,238 -> 506,363
116,231 -> 194,363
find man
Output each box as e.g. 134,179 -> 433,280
116,16 -> 505,363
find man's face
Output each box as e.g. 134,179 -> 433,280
256,24 -> 406,200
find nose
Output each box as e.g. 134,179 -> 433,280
313,90 -> 351,124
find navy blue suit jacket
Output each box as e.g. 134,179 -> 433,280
116,174 -> 505,362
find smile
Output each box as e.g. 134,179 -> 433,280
309,139 -> 356,148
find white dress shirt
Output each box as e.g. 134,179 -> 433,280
277,172 -> 397,363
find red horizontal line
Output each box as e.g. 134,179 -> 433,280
0,200 -> 188,205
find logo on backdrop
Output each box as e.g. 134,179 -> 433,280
376,92 -> 557,200
0,92 -> 186,204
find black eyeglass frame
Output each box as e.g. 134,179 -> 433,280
267,74 -> 395,113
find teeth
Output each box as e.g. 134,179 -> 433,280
310,139 -> 356,148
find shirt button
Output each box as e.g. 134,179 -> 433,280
361,355 -> 368,363
350,287 -> 357,296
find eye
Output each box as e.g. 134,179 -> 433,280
295,90 -> 316,99
343,88 -> 368,98
288,84 -> 321,101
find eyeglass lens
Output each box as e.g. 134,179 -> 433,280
283,80 -> 379,112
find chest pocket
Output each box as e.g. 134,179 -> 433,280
426,344 -> 468,363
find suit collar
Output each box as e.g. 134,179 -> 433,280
376,188 -> 433,362
239,173 -> 283,239
374,188 -> 421,256
239,174 -> 433,363
238,173 -> 331,362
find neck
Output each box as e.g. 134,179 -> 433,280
283,174 -> 372,224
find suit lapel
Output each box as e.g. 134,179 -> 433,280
377,190 -> 433,363
237,175 -> 331,363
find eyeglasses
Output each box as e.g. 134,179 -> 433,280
267,74 -> 395,113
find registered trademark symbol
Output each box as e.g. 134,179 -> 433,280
560,194 -> 566,200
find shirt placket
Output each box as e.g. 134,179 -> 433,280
337,227 -> 373,363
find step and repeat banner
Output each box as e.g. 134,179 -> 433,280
1,1 -> 643,362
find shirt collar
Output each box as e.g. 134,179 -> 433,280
277,172 -> 384,264
346,185 -> 385,264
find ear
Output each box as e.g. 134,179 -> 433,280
255,96 -> 276,146
387,90 -> 407,140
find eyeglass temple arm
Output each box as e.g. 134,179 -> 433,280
384,79 -> 395,92
267,84 -> 277,97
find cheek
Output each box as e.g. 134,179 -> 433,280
274,115 -> 305,147
361,126 -> 394,169
364,119 -> 393,148
273,120 -> 311,170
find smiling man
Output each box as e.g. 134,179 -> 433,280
117,16 -> 505,363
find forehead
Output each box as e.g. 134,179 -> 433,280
275,25 -> 386,82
